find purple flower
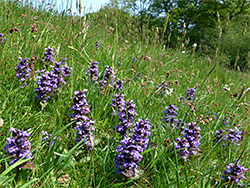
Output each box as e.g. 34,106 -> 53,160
70,90 -> 90,120
114,136 -> 143,177
156,82 -> 169,97
161,104 -> 179,128
114,78 -> 124,92
175,122 -> 201,161
34,59 -> 71,103
41,130 -> 56,146
221,161 -> 248,187
74,117 -> 95,149
110,94 -> 125,116
115,100 -> 136,137
3,128 -> 32,165
41,47 -> 55,63
71,90 -> 95,149
86,60 -> 99,82
186,87 -> 195,100
0,33 -> 4,43
213,127 -> 242,146
99,65 -> 115,90
226,127 -> 242,146
132,118 -> 151,151
95,41 -> 99,50
131,57 -> 136,63
15,58 -> 31,88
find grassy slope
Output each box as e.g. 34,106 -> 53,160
0,1 -> 250,187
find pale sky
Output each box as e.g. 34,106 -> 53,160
37,0 -> 111,15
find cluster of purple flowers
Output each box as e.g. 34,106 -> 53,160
41,130 -> 57,146
175,122 -> 201,161
15,57 -> 31,88
70,90 -> 95,149
41,47 -> 55,63
95,41 -> 99,50
114,78 -> 124,92
0,33 -> 4,43
161,104 -> 179,128
131,57 -> 136,63
114,137 -> 142,177
132,118 -> 151,150
99,65 -> 115,90
221,161 -> 248,187
213,127 -> 242,146
3,128 -> 32,165
114,118 -> 150,177
35,58 -> 71,103
86,60 -> 99,82
186,87 -> 195,100
112,96 -> 136,137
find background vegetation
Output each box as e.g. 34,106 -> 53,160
0,0 -> 250,187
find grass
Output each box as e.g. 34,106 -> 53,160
0,0 -> 250,187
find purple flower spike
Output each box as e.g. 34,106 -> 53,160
161,104 -> 178,128
226,127 -> 242,146
41,130 -> 56,146
175,122 -> 201,160
86,60 -> 99,82
99,65 -> 116,90
35,57 -> 71,103
95,41 -> 99,50
110,94 -> 125,116
114,136 -> 143,177
132,118 -> 151,151
0,33 -> 4,43
71,90 -> 95,149
115,100 -> 136,137
132,57 -> 136,63
15,57 -> 31,88
3,128 -> 32,165
221,161 -> 248,187
186,87 -> 195,100
114,78 -> 124,92
42,47 -> 55,63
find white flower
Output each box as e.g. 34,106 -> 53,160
125,40 -> 128,44
182,51 -> 185,54
193,43 -> 197,48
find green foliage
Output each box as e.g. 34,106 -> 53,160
0,0 -> 250,187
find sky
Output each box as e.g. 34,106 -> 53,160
36,0 -> 111,15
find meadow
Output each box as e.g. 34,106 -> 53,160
0,0 -> 250,187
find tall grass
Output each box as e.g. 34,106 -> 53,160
0,0 -> 250,187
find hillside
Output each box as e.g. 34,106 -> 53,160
0,1 -> 250,187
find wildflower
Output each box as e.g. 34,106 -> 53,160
70,90 -> 90,120
110,94 -> 125,116
71,90 -> 95,149
114,136 -> 142,177
15,58 -> 31,88
161,104 -> 178,128
99,65 -> 115,90
132,57 -> 136,63
86,60 -> 99,82
213,130 -> 226,144
156,82 -> 173,97
192,43 -> 197,48
186,87 -> 195,100
227,127 -> 242,146
114,78 -> 124,92
115,100 -> 135,137
95,41 -> 99,50
0,33 -> 4,43
221,161 -> 248,187
132,118 -> 151,150
3,128 -> 32,165
34,59 -> 71,103
41,46 -> 55,63
41,130 -> 56,146
175,122 -> 201,160
74,116 -> 95,149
